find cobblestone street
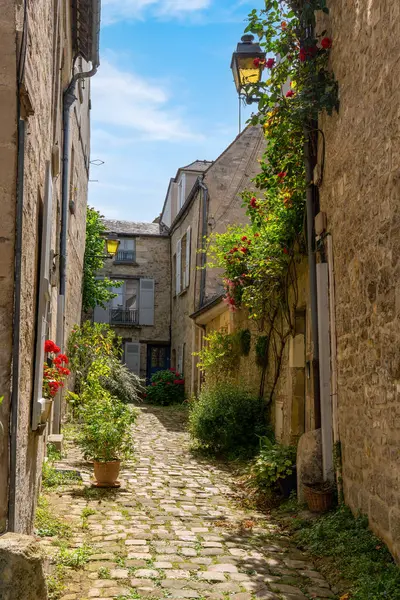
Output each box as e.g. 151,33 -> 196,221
42,406 -> 336,600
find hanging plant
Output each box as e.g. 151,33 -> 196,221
235,329 -> 252,356
255,335 -> 269,368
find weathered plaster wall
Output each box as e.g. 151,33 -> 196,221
319,0 -> 400,561
0,0 -> 18,533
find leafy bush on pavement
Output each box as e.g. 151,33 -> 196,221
145,369 -> 185,406
189,382 -> 267,456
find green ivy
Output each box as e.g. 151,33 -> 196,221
82,207 -> 122,312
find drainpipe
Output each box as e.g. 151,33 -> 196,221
199,180 -> 208,308
54,0 -> 101,433
304,126 -> 321,429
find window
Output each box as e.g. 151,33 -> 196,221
176,226 -> 191,294
98,278 -> 155,327
178,174 -> 186,211
115,238 -> 136,263
124,342 -> 140,375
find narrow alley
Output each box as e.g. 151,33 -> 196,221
42,407 -> 334,600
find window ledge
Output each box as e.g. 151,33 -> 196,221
113,260 -> 139,266
178,288 -> 188,297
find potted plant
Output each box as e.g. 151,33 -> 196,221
303,482 -> 335,513
77,394 -> 137,487
252,438 -> 297,498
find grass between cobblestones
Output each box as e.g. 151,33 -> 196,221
275,501 -> 400,600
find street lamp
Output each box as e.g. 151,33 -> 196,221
230,34 -> 266,103
105,232 -> 120,258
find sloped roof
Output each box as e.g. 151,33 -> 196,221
181,160 -> 213,172
103,219 -> 163,237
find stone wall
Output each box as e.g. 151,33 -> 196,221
319,0 -> 400,561
204,126 -> 264,301
0,1 -> 91,534
100,234 -> 171,381
0,0 -> 18,533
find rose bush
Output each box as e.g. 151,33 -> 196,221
145,369 -> 185,406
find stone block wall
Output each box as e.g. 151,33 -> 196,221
0,0 -> 18,533
319,0 -> 400,561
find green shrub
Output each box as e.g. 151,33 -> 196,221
76,359 -> 138,462
101,357 -> 144,404
189,383 -> 267,455
251,437 -> 297,491
145,369 -> 185,406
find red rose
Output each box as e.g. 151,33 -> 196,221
250,197 -> 258,209
306,45 -> 318,57
254,232 -> 260,237
299,48 -> 307,62
232,247 -> 238,252
277,171 -> 287,179
241,236 -> 247,242
286,90 -> 294,98
266,58 -> 275,69
283,247 -> 289,254
240,247 -> 248,254
321,37 -> 332,49
58,353 -> 69,364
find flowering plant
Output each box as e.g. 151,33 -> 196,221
43,340 -> 70,399
145,369 -> 185,406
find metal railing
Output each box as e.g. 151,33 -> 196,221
114,250 -> 136,263
110,308 -> 138,325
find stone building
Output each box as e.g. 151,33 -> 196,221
93,220 -> 171,382
161,127 -> 265,394
0,0 -> 99,534
315,0 -> 400,562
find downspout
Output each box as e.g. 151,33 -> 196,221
199,180 -> 208,308
54,0 -> 101,433
304,128 -> 321,429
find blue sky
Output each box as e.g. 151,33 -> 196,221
89,0 -> 264,222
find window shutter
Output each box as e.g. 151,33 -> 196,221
177,345 -> 183,374
139,278 -> 155,325
32,162 -> 53,430
93,303 -> 110,323
185,226 -> 191,288
111,281 -> 124,307
176,239 -> 181,295
125,342 -> 140,375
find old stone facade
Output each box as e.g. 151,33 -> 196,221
316,0 -> 400,561
165,127 -> 265,394
0,0 -> 98,534
94,221 -> 171,382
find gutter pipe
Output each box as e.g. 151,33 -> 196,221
55,0 -> 101,433
304,126 -> 321,429
199,180 -> 208,308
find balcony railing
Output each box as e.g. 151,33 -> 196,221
114,250 -> 136,263
110,308 -> 138,326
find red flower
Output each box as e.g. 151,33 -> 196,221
167,382 -> 171,385
277,171 -> 287,179
254,232 -> 260,237
232,247 -> 238,252
241,236 -> 247,242
57,353 -> 69,364
299,48 -> 307,62
306,45 -> 318,57
152,382 -> 156,386
173,379 -> 185,385
253,57 -> 260,67
321,37 -> 332,49
286,90 -> 294,98
266,58 -> 275,69
281,21 -> 287,29
240,247 -> 248,254
250,197 -> 258,209
283,247 -> 289,254
44,340 -> 60,354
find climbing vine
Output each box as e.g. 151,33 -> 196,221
206,0 -> 338,399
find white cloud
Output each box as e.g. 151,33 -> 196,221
102,0 -> 211,23
91,60 -> 203,142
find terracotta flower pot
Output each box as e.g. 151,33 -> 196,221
303,483 -> 334,513
93,460 -> 121,488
